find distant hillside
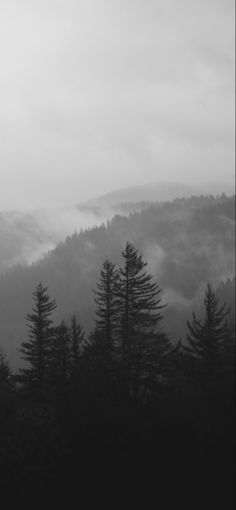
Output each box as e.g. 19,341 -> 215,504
81,180 -> 235,208
0,206 -> 116,274
1,180 -> 234,274
0,194 -> 234,369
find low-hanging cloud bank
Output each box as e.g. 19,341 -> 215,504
0,205 -> 118,273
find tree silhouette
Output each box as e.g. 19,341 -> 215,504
184,283 -> 234,397
19,282 -> 57,391
119,242 -> 167,396
93,259 -> 121,363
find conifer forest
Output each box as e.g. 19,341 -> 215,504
0,236 -> 235,507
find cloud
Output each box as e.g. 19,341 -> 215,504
145,244 -> 166,276
0,204 -> 119,272
0,0 -> 234,209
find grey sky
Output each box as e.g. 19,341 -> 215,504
0,0 -> 234,209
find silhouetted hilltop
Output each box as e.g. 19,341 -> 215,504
0,194 -> 235,368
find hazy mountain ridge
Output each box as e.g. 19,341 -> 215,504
0,201 -> 148,275
81,180 -> 235,208
1,180 -> 234,274
0,193 -> 234,369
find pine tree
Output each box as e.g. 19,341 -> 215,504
19,282 -> 57,391
119,242 -> 167,395
93,259 -> 121,363
120,242 -> 165,334
184,283 -> 234,396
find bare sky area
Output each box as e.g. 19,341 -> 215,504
0,0 -> 234,210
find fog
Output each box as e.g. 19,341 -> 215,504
0,0 -> 234,210
0,204 -> 121,273
20,207 -> 111,264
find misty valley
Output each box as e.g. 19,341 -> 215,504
1,0 -> 234,504
0,189 -> 235,506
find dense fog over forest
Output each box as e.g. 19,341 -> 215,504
0,0 -> 234,507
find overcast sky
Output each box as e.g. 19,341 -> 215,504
0,0 -> 234,210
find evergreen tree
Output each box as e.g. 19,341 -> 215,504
93,259 -> 121,362
19,282 -> 57,391
119,242 -> 167,395
120,242 -> 165,334
184,283 -> 234,396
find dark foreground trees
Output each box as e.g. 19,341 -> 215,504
16,253 -> 235,408
0,246 -> 234,507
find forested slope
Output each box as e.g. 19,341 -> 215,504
0,194 -> 234,368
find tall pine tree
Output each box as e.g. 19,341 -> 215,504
119,242 -> 167,396
19,282 -> 57,391
93,259 -> 121,363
